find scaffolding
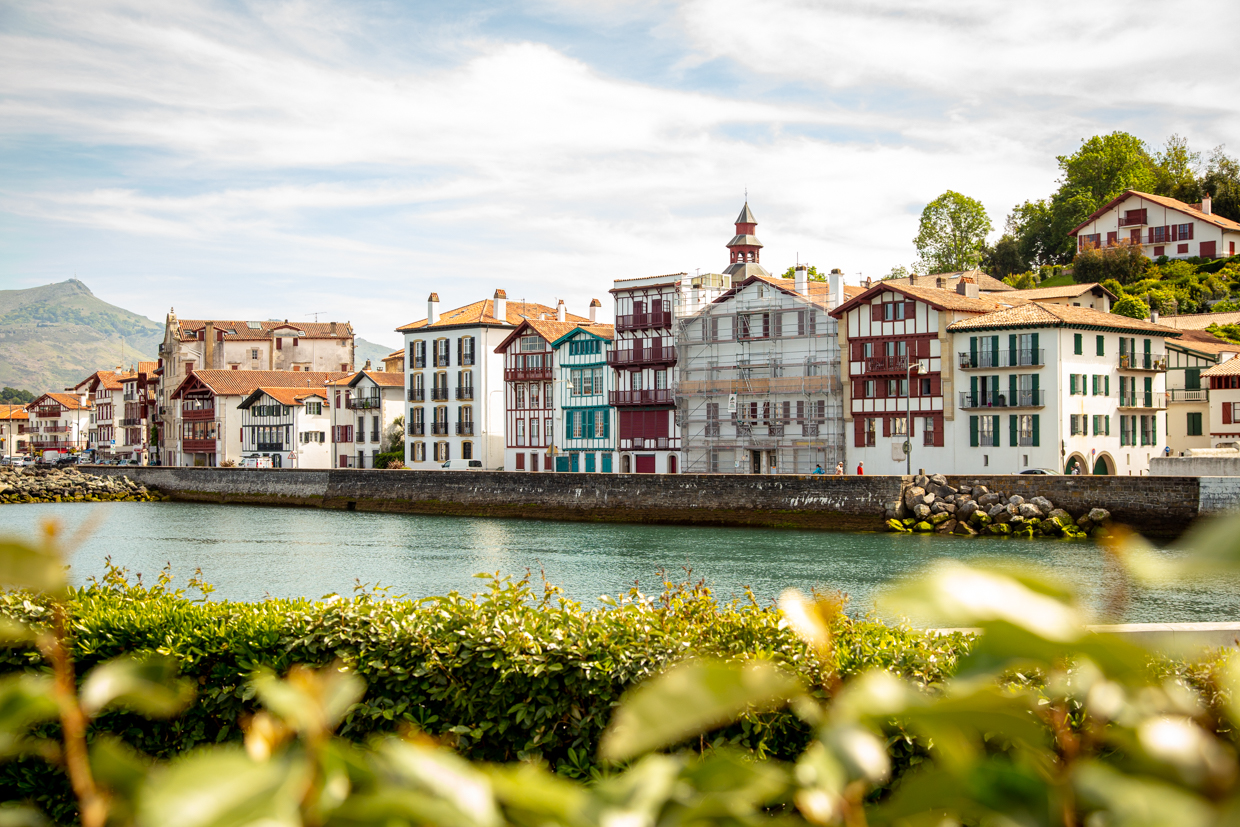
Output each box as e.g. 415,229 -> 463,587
674,282 -> 845,474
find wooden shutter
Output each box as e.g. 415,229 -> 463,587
970,376 -> 978,406
904,300 -> 915,320
1009,415 -> 1018,447
882,416 -> 890,437
854,417 -> 865,447
871,303 -> 882,322
1008,334 -> 1017,365
970,336 -> 977,367
1009,374 -> 1018,405
969,415 -> 978,447
1031,414 -> 1040,447
1105,375 -> 1110,396
933,415 -> 944,447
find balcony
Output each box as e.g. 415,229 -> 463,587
607,346 -> 677,368
609,389 -> 674,406
408,388 -> 425,402
1169,388 -> 1208,402
768,425 -> 785,437
616,310 -> 672,331
958,390 -> 1046,409
182,406 -> 215,421
255,442 -> 286,452
456,387 -> 474,400
704,423 -> 721,437
1118,354 -> 1167,371
456,422 -> 474,435
182,438 -> 216,452
864,355 -> 909,374
505,367 -> 552,382
120,418 -> 141,427
629,437 -> 670,449
803,424 -> 820,437
1118,212 -> 1147,227
431,423 -> 449,435
1118,393 -> 1168,410
347,397 -> 382,410
430,388 -> 450,401
414,356 -> 426,368
35,408 -> 60,418
957,349 -> 1045,369
409,423 -> 425,436
43,425 -> 71,433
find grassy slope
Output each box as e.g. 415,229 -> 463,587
354,337 -> 400,369
0,280 -> 161,393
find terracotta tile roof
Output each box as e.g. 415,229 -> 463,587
73,370 -> 129,392
245,387 -> 327,407
1160,311 -> 1240,330
842,284 -> 865,300
173,370 -> 351,398
1169,329 -> 1240,355
31,392 -> 91,411
833,282 -> 1025,319
611,272 -> 687,285
397,299 -> 591,332
717,273 -> 852,313
948,302 -> 1180,335
552,325 -> 615,346
884,269 -> 1015,293
1070,190 -> 1240,236
349,370 -> 405,388
137,361 -> 159,375
0,405 -> 29,421
1202,356 -> 1240,377
175,320 -> 354,342
385,349 -> 403,359
1012,282 -> 1118,301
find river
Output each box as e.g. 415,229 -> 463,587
0,502 -> 1237,622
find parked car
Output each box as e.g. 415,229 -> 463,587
1018,468 -> 1060,475
10,455 -> 35,468
440,459 -> 483,470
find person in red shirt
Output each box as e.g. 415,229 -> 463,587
856,462 -> 864,475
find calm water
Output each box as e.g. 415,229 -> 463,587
0,502 -> 1237,623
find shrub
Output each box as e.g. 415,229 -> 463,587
374,450 -> 403,468
1072,241 -> 1149,284
1111,295 -> 1149,319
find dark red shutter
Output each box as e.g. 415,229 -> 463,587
1225,404 -> 1233,425
854,417 -> 864,447
904,300 -> 915,319
882,416 -> 890,437
934,416 -> 945,446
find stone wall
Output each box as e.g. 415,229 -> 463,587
82,467 -> 902,531
1198,477 -> 1240,514
1151,457 -> 1240,477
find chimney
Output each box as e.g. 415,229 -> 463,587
1202,192 -> 1213,215
794,264 -> 809,296
956,277 -> 979,299
364,359 -> 371,371
863,276 -> 872,289
589,298 -> 601,323
493,289 -> 507,322
204,321 -> 215,368
427,293 -> 440,325
829,268 -> 844,310
556,299 -> 566,322
330,321 -> 337,335
1151,310 -> 1159,323
936,276 -> 946,288
909,273 -> 921,287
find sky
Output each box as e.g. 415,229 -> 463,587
2,0 -> 1239,347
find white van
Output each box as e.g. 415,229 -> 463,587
440,459 -> 484,470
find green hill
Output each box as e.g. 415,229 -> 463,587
0,280 -> 162,393
355,337 -> 400,370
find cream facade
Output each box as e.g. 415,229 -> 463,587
237,388 -> 333,469
328,370 -> 405,469
1071,190 -> 1240,260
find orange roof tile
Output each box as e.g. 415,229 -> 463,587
947,302 -> 1180,335
0,405 -> 29,421
832,282 -> 1024,318
1160,311 -> 1240,330
397,298 -> 591,333
1201,357 -> 1240,377
552,325 -> 615,346
884,269 -> 1015,293
29,392 -> 90,411
171,370 -> 351,399
175,320 -> 354,342
1012,282 -> 1118,302
1169,329 -> 1240,355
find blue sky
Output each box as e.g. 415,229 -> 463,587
2,0 -> 1239,347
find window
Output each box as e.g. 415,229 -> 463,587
251,349 -> 259,359
520,336 -> 542,352
516,418 -> 525,445
515,384 -> 525,409
1018,414 -> 1037,447
1071,414 -> 1085,436
462,441 -> 472,459
1096,335 -> 1105,356
864,380 -> 876,398
545,418 -> 553,440
1074,333 -> 1082,355
1187,412 -> 1203,436
978,415 -> 997,447
864,417 -> 877,446
412,442 -> 425,462
882,302 -> 907,321
922,416 -> 936,446
886,378 -> 907,397
572,411 -> 583,439
594,410 -> 606,438
1093,415 -> 1109,436
528,383 -> 539,409
891,417 -> 907,436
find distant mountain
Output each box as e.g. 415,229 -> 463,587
0,280 -> 162,393
355,337 -> 400,370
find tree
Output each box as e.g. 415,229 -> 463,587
1002,271 -> 1038,290
882,265 -> 911,281
1005,199 -> 1061,266
1152,133 -> 1202,202
0,387 -> 33,405
1100,278 -> 1125,297
779,265 -> 826,281
912,191 -> 992,274
980,234 -> 1026,278
384,416 -> 405,454
1202,145 -> 1240,223
1071,241 -> 1149,285
1112,295 -> 1149,319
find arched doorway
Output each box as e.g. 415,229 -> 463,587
1092,453 -> 1115,475
1064,453 -> 1087,475
667,454 -> 678,474
621,454 -> 631,474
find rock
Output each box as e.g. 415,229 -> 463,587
885,518 -> 910,533
936,485 -> 958,499
959,485 -> 972,495
922,493 -> 936,507
1007,495 -> 1025,506
988,503 -> 1007,517
913,503 -> 931,519
953,521 -> 977,536
904,487 -> 926,508
1018,503 -> 1043,519
970,511 -> 992,527
1087,508 -> 1111,525
913,521 -> 934,532
929,473 -> 947,487
978,493 -> 1003,507
914,474 -> 929,489
1031,496 -> 1054,514
990,522 -> 1012,536
973,485 -> 988,496
903,518 -> 916,527
957,501 -> 978,521
1076,516 -> 1093,531
1048,508 -> 1072,525
942,494 -> 957,504
937,518 -> 957,532
930,511 -> 951,526
930,501 -> 947,515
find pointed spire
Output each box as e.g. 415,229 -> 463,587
735,202 -> 756,224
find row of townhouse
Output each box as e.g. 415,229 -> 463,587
1,405 -> 31,460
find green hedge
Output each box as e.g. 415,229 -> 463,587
0,571 -> 968,820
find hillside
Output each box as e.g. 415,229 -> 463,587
355,337 -> 399,370
0,280 -> 162,393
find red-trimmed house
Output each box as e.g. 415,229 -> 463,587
1070,190 -> 1240,260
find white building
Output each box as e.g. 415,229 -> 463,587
1006,282 -> 1116,312
24,393 -> 91,459
400,291 -> 592,470
1070,190 -> 1240,260
677,265 -> 851,474
946,303 -> 1177,475
237,387 -> 332,469
327,368 -> 405,468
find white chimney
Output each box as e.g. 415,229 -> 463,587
427,293 -> 440,325
493,289 -> 507,322
1151,310 -> 1159,323
556,299 -> 566,322
794,264 -> 809,296
1202,193 -> 1213,215
829,268 -> 844,310
589,298 -> 600,324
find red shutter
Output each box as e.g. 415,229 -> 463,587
1226,404 -> 1233,425
871,303 -> 881,322
854,417 -> 865,447
1148,228 -> 1154,243
882,416 -> 890,437
904,300 -> 915,320
1187,224 -> 1194,240
931,375 -> 941,396
934,415 -> 945,446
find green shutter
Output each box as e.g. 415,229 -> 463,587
1009,374 -> 1018,407
1032,372 -> 1039,404
1106,415 -> 1111,436
993,416 -> 1001,443
1009,414 -> 1017,446
1074,333 -> 1082,355
1032,414 -> 1040,447
970,336 -> 977,367
970,376 -> 978,406
991,336 -> 1000,364
991,375 -> 999,400
1186,368 -> 1201,390
969,416 -> 978,447
1153,414 -> 1158,444
1091,375 -> 1097,395
1097,335 -> 1105,356
1031,332 -> 1039,363
1070,374 -> 1076,395
1105,375 -> 1110,396
1144,338 -> 1151,355
1009,334 -> 1017,366
603,409 -> 610,438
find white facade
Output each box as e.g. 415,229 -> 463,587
238,390 -> 333,469
328,371 -> 405,469
25,393 -> 91,458
1072,190 -> 1240,261
677,268 -> 845,474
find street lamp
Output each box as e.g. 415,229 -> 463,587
906,359 -> 923,475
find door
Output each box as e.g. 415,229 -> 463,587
635,454 -> 656,473
750,450 -> 762,474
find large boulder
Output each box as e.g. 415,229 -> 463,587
973,485 -> 989,496
913,521 -> 934,532
913,474 -> 929,489
958,485 -> 973,495
929,473 -> 947,488
936,519 -> 958,534
969,510 -> 992,527
1087,508 -> 1112,525
936,484 -> 958,499
913,503 -> 931,519
956,500 -> 979,521
904,486 -> 927,508
990,522 -> 1012,536
1048,508 -> 1072,526
1018,503 -> 1043,520
978,492 -> 1003,507
885,518 -> 910,532
930,501 -> 948,515
922,492 -> 937,507
1031,496 -> 1054,514
953,521 -> 977,536
1007,495 -> 1025,506
930,511 -> 951,526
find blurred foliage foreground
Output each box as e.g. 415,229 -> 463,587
0,519 -> 1238,825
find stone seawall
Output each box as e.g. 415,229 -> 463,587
82,467 -> 902,531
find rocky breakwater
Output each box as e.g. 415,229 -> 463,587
884,474 -> 1108,539
0,468 -> 163,504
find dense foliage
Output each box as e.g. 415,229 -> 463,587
912,191 -> 992,274
0,387 -> 34,405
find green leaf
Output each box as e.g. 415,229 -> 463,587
371,739 -> 500,827
137,747 -> 306,827
599,659 -> 803,763
0,541 -> 65,595
0,805 -> 48,827
0,674 -> 58,759
485,763 -> 592,827
1074,760 -> 1215,827
958,620 -> 1152,680
253,665 -> 364,736
80,655 -> 194,719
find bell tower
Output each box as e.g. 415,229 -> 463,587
723,202 -> 769,279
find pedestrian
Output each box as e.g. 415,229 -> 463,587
1071,464 -> 1080,475
812,464 -> 824,475
856,461 -> 864,475
835,461 -> 844,475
